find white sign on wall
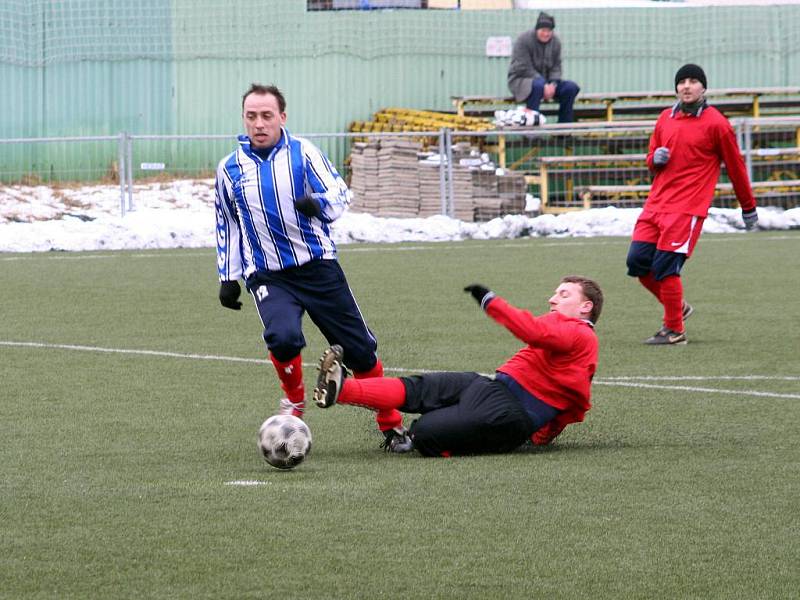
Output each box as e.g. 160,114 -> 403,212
485,36 -> 512,58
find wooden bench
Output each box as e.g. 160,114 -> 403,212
583,179 -> 800,210
452,87 -> 800,122
537,153 -> 648,209
480,121 -> 655,171
533,152 -> 800,211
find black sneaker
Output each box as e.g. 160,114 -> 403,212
313,345 -> 346,408
654,302 -> 694,337
380,427 -> 414,453
644,328 -> 687,345
682,301 -> 694,321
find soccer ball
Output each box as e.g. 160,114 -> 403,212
257,414 -> 312,470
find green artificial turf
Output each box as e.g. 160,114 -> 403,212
1,232 -> 798,599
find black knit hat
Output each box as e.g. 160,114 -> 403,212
674,64 -> 707,90
535,11 -> 555,30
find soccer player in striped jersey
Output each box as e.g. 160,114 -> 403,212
214,83 -> 406,448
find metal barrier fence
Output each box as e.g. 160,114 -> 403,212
2,117 -> 799,219
0,134 -> 126,212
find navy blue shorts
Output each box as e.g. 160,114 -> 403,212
626,241 -> 687,281
246,259 -> 378,372
401,372 -> 537,457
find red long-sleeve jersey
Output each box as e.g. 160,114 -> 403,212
486,297 -> 598,444
645,105 -> 756,216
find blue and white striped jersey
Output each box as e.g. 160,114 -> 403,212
215,129 -> 351,280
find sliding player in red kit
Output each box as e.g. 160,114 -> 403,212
312,276 -> 602,457
626,64 -> 758,345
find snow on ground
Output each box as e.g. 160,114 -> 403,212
0,179 -> 798,253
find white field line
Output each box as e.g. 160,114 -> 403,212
0,340 -> 265,364
601,375 -> 800,381
0,252 -> 212,262
1,234 -> 797,262
592,380 -> 800,399
2,339 -> 799,399
224,480 -> 270,486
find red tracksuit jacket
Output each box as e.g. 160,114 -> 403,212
487,297 -> 598,445
645,105 -> 756,216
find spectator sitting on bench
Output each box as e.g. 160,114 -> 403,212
507,11 -> 580,123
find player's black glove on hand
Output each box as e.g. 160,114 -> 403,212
219,280 -> 242,310
464,284 -> 496,309
294,196 -> 322,218
653,146 -> 670,166
742,208 -> 758,230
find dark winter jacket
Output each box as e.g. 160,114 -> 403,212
507,29 -> 563,102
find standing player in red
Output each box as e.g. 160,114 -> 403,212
312,276 -> 602,456
626,64 -> 758,345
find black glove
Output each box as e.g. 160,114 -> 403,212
464,284 -> 496,309
294,196 -> 322,218
742,208 -> 758,230
653,146 -> 670,166
219,280 -> 242,310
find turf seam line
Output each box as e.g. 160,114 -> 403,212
2,339 -> 799,399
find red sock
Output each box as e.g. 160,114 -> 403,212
340,377 -> 406,412
353,358 -> 384,379
660,275 -> 685,332
638,273 -> 662,302
353,359 -> 404,433
269,353 -> 304,405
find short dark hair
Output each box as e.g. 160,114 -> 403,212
242,83 -> 286,113
561,275 -> 603,324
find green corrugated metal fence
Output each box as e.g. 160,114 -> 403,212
1,0 -> 798,180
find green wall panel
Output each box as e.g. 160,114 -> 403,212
169,2 -> 800,135
2,0 -> 799,181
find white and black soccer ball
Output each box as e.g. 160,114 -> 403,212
257,414 -> 312,470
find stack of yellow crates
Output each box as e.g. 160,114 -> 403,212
349,108 -> 494,133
